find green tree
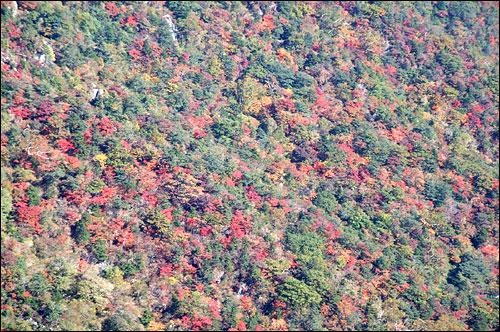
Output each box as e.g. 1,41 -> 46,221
467,306 -> 497,331
436,50 -> 464,74
340,203 -> 371,230
119,255 -> 144,278
471,228 -> 489,249
29,272 -> 51,297
139,310 -> 153,328
1,182 -> 12,225
91,238 -> 108,262
27,185 -> 42,206
424,181 -> 452,207
277,276 -> 322,308
73,213 -> 91,245
312,189 -> 338,215
102,310 -> 145,331
447,252 -> 490,290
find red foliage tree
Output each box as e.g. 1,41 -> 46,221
105,2 -> 123,17
97,117 -> 116,136
57,138 -> 75,152
15,201 -> 42,233
35,101 -> 56,121
231,210 -> 251,239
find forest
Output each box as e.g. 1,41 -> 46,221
1,1 -> 499,331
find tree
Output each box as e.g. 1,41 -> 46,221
277,276 -> 322,308
91,238 -> 108,262
413,315 -> 468,331
26,185 -> 41,206
28,272 -> 51,297
436,50 -> 464,75
139,310 -> 153,328
339,203 -> 371,230
466,306 -> 497,331
211,116 -> 240,144
424,181 -> 452,208
313,188 -> 338,214
73,213 -> 91,245
1,171 -> 13,225
447,252 -> 490,290
119,255 -> 144,278
471,228 -> 489,249
102,310 -> 145,331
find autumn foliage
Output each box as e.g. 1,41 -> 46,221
1,1 -> 498,331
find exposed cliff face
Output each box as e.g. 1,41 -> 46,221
162,12 -> 178,44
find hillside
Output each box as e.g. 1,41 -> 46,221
1,1 -> 499,331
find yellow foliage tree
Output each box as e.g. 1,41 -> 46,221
148,320 -> 166,331
269,318 -> 288,331
94,153 -> 108,168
